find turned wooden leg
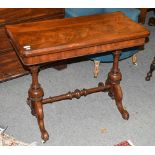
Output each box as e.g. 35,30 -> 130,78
106,50 -> 129,120
28,66 -> 49,142
93,60 -> 100,78
145,57 -> 155,81
131,54 -> 138,66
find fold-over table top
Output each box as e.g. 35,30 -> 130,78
6,12 -> 149,65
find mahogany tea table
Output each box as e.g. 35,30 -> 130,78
6,12 -> 149,142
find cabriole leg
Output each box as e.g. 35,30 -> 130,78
106,50 -> 129,120
28,66 -> 49,142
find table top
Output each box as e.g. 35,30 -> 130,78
6,12 -> 150,65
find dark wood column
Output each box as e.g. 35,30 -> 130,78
106,51 -> 129,120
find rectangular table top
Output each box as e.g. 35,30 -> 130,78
6,12 -> 149,66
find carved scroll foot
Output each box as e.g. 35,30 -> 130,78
121,110 -> 129,120
113,85 -> 129,120
34,101 -> 49,142
145,57 -> 155,81
107,50 -> 129,120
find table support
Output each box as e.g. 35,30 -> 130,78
106,50 -> 129,120
27,50 -> 129,142
27,66 -> 49,142
42,83 -> 110,104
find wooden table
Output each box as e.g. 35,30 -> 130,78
6,12 -> 149,142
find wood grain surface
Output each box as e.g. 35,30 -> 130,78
6,12 -> 149,66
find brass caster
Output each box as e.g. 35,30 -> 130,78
131,54 -> 137,66
93,60 -> 100,78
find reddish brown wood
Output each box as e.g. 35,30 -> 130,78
6,12 -> 149,142
0,8 -> 65,83
106,51 -> 129,120
28,66 -> 49,141
42,82 -> 110,104
0,50 -> 29,82
0,8 -> 64,26
0,28 -> 13,51
6,12 -> 149,66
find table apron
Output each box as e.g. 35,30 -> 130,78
20,37 -> 145,66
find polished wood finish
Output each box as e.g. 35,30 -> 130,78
6,12 -> 149,65
0,8 -> 64,26
0,8 -> 65,83
6,12 -> 149,142
42,82 -> 110,104
0,50 -> 29,82
107,50 -> 129,119
0,28 -> 13,51
27,66 -> 49,141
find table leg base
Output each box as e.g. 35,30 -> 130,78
27,50 -> 129,142
106,50 -> 129,120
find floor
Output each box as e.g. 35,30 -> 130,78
0,11 -> 155,146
